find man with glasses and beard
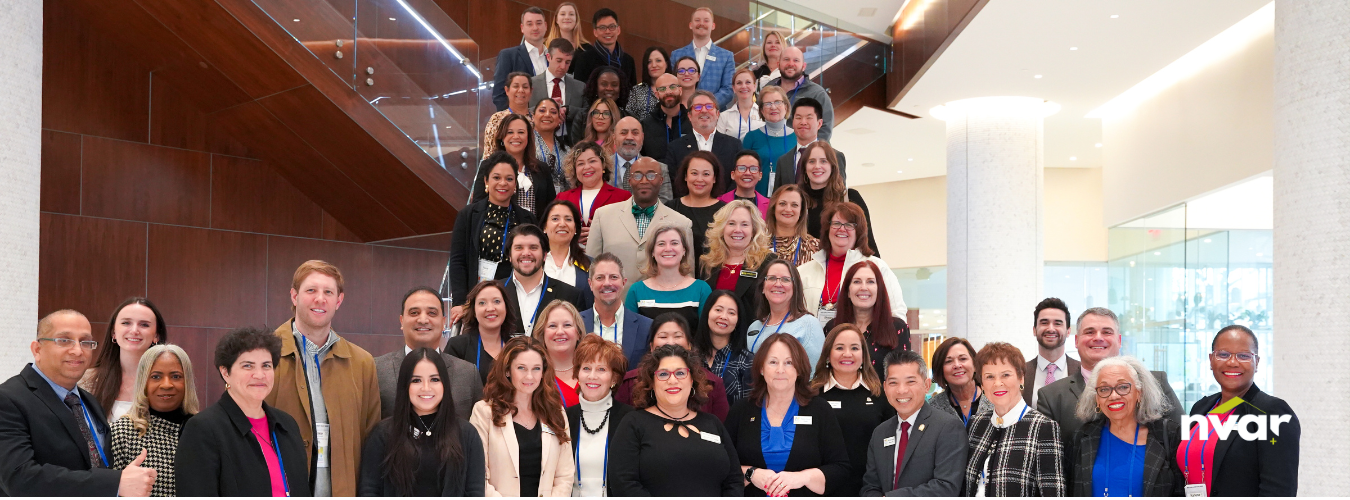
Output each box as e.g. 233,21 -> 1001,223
766,47 -> 835,141
613,116 -> 672,201
1023,298 -> 1081,407
640,73 -> 693,161
499,224 -> 584,333
665,90 -> 742,198
580,253 -> 653,366
586,158 -> 693,287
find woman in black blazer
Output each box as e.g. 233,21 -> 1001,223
564,336 -> 634,496
699,200 -> 777,335
449,151 -> 539,308
725,333 -> 850,497
1069,356 -> 1182,497
472,114 -> 557,221
1180,325 -> 1299,497
176,327 -> 310,497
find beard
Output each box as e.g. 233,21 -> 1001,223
1036,331 -> 1066,351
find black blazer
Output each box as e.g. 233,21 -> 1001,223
176,392 -> 311,497
469,163 -> 557,222
701,255 -> 777,335
665,131 -> 743,198
570,44 -> 638,88
356,418 -> 486,496
497,276 -> 586,333
1071,417 -> 1182,497
1187,385 -> 1299,497
447,199 -> 537,306
724,396 -> 851,497
0,364 -> 121,496
565,400 -> 635,496
774,147 -> 847,193
640,105 -> 693,161
492,44 -> 535,111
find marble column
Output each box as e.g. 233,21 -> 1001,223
1273,1 -> 1349,495
0,0 -> 42,377
936,97 -> 1057,354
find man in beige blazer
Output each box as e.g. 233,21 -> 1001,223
586,157 -> 693,288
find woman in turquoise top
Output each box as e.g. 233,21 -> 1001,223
623,223 -> 712,330
739,85 -> 796,196
745,258 -> 825,373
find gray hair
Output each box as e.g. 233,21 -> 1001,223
1076,307 -> 1119,333
124,344 -> 202,436
1074,355 -> 1170,423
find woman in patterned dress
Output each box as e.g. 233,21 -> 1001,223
110,344 -> 200,497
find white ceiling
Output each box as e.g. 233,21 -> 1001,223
775,0 -> 907,38
835,0 -> 1271,187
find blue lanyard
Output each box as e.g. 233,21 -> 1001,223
76,397 -> 109,467
950,388 -> 980,426
574,428 -> 610,492
475,335 -> 506,374
718,348 -> 730,379
751,312 -> 790,351
555,378 -> 570,404
598,319 -> 617,343
772,238 -> 801,265
1104,423 -> 1141,497
270,429 -> 292,497
978,404 -> 1029,484
297,332 -> 322,381
1185,399 -> 1223,485
505,275 -> 551,326
480,204 -> 515,261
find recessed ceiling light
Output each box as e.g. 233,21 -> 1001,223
908,158 -> 914,161
389,17 -> 397,21
896,170 -> 904,174
1070,47 -> 1078,51
1110,14 -> 1119,18
1204,238 -> 1212,243
1095,143 -> 1103,147
1153,251 -> 1161,255
293,18 -> 300,22
861,162 -> 876,168
1034,74 -> 1043,79
1256,252 -> 1264,257
1070,156 -> 1077,161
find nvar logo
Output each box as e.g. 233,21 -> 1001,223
1180,396 -> 1292,442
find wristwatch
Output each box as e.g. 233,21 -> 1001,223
744,466 -> 758,483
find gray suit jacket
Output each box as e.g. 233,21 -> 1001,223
530,72 -> 585,119
1035,366 -> 1181,470
861,403 -> 967,497
374,349 -> 483,422
1023,355 -> 1081,405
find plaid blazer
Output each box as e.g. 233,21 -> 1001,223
963,407 -> 1066,497
1070,417 -> 1184,497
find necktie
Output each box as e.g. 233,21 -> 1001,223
617,160 -> 631,188
1045,363 -> 1058,386
893,421 -> 911,489
551,77 -> 562,101
632,203 -> 656,218
64,392 -> 103,467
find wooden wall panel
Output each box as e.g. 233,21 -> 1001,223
170,326 -> 232,407
147,225 -> 269,329
341,333 -> 407,359
41,130 -> 82,215
38,214 -> 148,319
265,236 -> 377,334
150,76 -> 209,152
211,155 -> 324,239
42,3 -> 150,142
370,232 -> 453,252
322,211 -> 365,243
80,136 -> 212,227
371,245 -> 454,334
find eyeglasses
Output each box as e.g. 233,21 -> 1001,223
654,85 -> 679,93
1213,350 -> 1258,363
38,337 -> 98,350
1094,383 -> 1134,398
734,165 -> 761,174
629,171 -> 661,181
763,275 -> 792,284
590,110 -> 613,117
690,103 -> 716,112
762,100 -> 786,109
677,68 -> 699,75
595,23 -> 619,32
829,221 -> 858,231
655,368 -> 690,381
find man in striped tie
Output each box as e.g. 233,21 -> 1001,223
1023,298 -> 1081,407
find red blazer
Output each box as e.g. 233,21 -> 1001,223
556,183 -> 632,223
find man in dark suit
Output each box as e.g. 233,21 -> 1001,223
1024,298 -> 1081,407
1036,307 -> 1182,473
500,224 -> 585,333
492,7 -> 549,111
861,350 -> 966,497
666,90 -> 742,198
0,310 -> 156,496
530,39 -> 585,124
569,8 -> 637,88
374,287 -> 483,421
772,98 -> 846,193
580,253 -> 652,367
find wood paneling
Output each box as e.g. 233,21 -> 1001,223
265,236 -> 377,334
370,232 -> 453,252
147,225 -> 269,329
150,76 -> 209,151
322,211 -> 365,243
80,136 -> 212,227
834,77 -> 887,124
42,2 -> 150,142
171,326 -> 233,407
41,130 -> 82,215
371,245 -> 454,334
211,155 -> 324,239
340,333 -> 407,359
38,214 -> 148,319
887,0 -> 988,106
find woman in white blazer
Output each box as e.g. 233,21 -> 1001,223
798,202 -> 905,325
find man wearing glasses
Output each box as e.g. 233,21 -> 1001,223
570,8 -> 637,87
0,310 -> 157,496
640,73 -> 693,162
614,116 -> 673,201
665,90 -> 742,198
587,157 -> 693,287
1036,307 -> 1183,468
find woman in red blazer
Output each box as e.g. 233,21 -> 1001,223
555,142 -> 632,246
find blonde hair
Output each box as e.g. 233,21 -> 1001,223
124,344 -> 201,437
700,201 -> 771,276
530,300 -> 586,371
640,224 -> 694,278
561,142 -> 613,188
544,2 -> 589,48
582,98 -> 620,156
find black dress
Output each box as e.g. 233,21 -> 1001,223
819,384 -> 895,496
823,316 -> 911,380
515,422 -> 543,497
356,415 -> 487,496
802,185 -> 879,256
666,198 -> 727,259
608,410 -> 743,496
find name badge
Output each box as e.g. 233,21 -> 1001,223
1184,484 -> 1207,498
706,55 -> 717,62
740,270 -> 758,278
541,423 -> 556,435
315,423 -> 331,468
828,400 -> 842,409
477,259 -> 500,283
794,416 -> 812,425
638,299 -> 658,308
816,307 -> 837,323
883,436 -> 896,447
700,431 -> 721,444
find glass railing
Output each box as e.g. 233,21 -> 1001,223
248,0 -> 483,190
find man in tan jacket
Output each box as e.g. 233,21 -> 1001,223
266,260 -> 381,497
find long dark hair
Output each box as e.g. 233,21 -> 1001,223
91,297 -> 168,413
462,281 -> 520,337
539,199 -> 592,269
470,151 -> 520,205
482,337 -> 570,444
640,46 -> 672,86
494,114 -> 542,175
383,348 -> 463,494
583,66 -> 631,109
692,289 -> 748,360
833,260 -> 901,349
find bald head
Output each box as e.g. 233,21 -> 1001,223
629,157 -> 664,206
654,73 -> 681,111
32,309 -> 94,389
37,309 -> 87,339
616,116 -> 644,158
780,46 -> 805,80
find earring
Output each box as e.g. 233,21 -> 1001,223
1019,384 -> 1025,390
825,361 -> 831,368
225,382 -> 231,389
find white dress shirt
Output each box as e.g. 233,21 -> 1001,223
693,40 -> 712,71
823,373 -> 871,392
548,74 -> 568,106
592,306 -> 625,345
543,251 -> 578,287
893,407 -> 921,470
512,274 -> 547,332
693,129 -> 716,151
1030,353 -> 1068,407
524,40 -> 548,76
976,399 -> 1030,497
716,102 -> 764,140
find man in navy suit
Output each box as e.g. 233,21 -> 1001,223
671,7 -> 736,108
580,253 -> 652,367
666,90 -> 742,198
492,7 -> 550,111
0,310 -> 157,496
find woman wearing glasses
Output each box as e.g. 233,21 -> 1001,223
799,202 -> 906,327
1070,356 -> 1181,497
717,151 -> 771,217
608,344 -> 743,496
1179,325 -> 1299,497
741,87 -> 796,197
667,151 -> 727,258
581,98 -> 619,155
717,69 -> 765,141
746,258 -> 826,372
570,67 -> 630,144
674,56 -> 701,108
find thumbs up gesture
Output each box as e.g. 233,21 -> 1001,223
118,449 -> 157,497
